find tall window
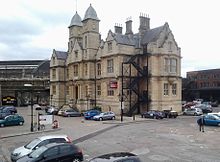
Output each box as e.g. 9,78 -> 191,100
75,51 -> 78,59
170,59 -> 177,73
163,83 -> 169,96
164,58 -> 177,73
85,36 -> 87,48
172,83 -> 177,95
66,86 -> 69,95
108,42 -> 112,52
107,59 -> 114,73
52,69 -> 56,79
97,63 -> 101,76
66,68 -> 69,80
97,85 -> 101,96
52,85 -> 56,95
73,65 -> 78,76
84,64 -> 88,76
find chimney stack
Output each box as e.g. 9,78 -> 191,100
114,23 -> 122,34
125,17 -> 133,35
139,13 -> 150,36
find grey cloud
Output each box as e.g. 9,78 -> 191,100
0,18 -> 42,45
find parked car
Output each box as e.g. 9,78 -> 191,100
183,108 -> 203,116
11,134 -> 72,162
46,106 -> 59,115
84,109 -> 101,120
1,105 -> 17,114
33,104 -> 42,110
16,143 -> 83,162
163,110 -> 178,118
62,109 -> 81,117
197,114 -> 220,126
141,110 -> 164,119
0,108 -> 13,119
93,111 -> 115,121
208,112 -> 220,118
194,104 -> 213,113
89,152 -> 141,162
0,114 -> 24,127
210,100 -> 219,107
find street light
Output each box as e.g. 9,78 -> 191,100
24,84 -> 34,132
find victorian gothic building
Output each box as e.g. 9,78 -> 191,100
50,4 -> 182,115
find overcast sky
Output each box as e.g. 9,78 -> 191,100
0,0 -> 219,77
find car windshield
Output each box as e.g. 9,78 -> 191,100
24,138 -> 41,149
28,146 -> 47,158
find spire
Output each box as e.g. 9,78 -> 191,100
69,11 -> 83,27
83,4 -> 99,21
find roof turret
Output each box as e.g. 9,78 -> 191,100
69,12 -> 83,27
83,4 -> 99,21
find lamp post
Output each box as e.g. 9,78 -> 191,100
24,84 -> 34,132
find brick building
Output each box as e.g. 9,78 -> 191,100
183,69 -> 220,102
50,4 -> 182,115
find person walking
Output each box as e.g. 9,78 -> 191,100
197,115 -> 205,132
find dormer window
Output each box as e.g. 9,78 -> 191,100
75,50 -> 78,59
108,42 -> 112,52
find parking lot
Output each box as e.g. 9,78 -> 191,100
0,106 -> 220,161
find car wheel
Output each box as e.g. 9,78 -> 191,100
194,113 -> 197,116
72,158 -> 80,162
68,115 -> 71,117
112,116 -> 115,120
0,123 -> 4,127
19,122 -> 23,125
99,118 -> 103,121
218,123 -> 220,126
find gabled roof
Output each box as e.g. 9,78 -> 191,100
53,50 -> 67,60
141,25 -> 164,45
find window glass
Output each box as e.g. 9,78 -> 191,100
163,83 -> 169,96
59,145 -> 72,154
44,146 -> 59,157
107,59 -> 114,73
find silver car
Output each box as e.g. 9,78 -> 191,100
183,108 -> 203,116
93,111 -> 115,121
11,135 -> 71,162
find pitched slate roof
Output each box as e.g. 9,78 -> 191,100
141,25 -> 164,45
54,50 -> 67,60
114,34 -> 136,46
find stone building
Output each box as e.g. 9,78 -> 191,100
50,4 -> 182,114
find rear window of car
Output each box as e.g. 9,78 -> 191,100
49,138 -> 67,143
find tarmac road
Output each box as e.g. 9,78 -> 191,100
0,107 -> 220,162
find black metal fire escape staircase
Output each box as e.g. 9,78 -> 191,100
122,54 -> 149,116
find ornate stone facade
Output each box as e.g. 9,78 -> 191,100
50,4 -> 182,114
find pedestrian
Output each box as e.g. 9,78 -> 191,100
197,116 -> 205,132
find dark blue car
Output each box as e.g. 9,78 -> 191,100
84,110 -> 101,120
